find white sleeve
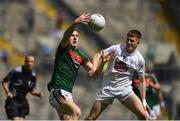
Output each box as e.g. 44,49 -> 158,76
137,57 -> 145,76
103,45 -> 118,55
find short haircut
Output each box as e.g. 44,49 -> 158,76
25,54 -> 35,61
127,29 -> 141,39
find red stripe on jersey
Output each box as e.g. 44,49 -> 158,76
85,61 -> 90,65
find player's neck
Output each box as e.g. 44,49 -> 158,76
126,48 -> 135,54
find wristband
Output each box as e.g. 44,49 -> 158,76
142,99 -> 147,107
161,102 -> 165,107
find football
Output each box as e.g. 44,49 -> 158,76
89,14 -> 106,32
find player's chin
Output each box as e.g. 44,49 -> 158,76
27,65 -> 33,69
127,48 -> 134,53
72,44 -> 77,48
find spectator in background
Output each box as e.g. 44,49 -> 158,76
0,48 -> 9,65
2,55 -> 43,121
52,9 -> 67,43
146,43 -> 157,70
55,8 -> 66,29
26,7 -> 34,33
19,7 -> 34,35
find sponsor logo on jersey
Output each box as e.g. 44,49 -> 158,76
13,79 -> 23,86
69,50 -> 82,63
69,50 -> 82,68
114,60 -> 128,72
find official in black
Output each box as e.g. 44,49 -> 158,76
2,55 -> 43,120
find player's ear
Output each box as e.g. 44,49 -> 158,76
137,39 -> 140,44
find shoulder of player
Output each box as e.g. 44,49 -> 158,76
14,66 -> 23,73
14,66 -> 36,76
57,44 -> 70,52
106,44 -> 123,51
32,70 -> 36,76
135,50 -> 145,61
112,44 -> 123,48
75,48 -> 86,55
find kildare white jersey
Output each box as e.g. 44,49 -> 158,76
102,44 -> 145,90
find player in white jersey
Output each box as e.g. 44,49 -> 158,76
85,30 -> 150,120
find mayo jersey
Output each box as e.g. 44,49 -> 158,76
132,73 -> 160,108
102,44 -> 145,90
50,45 -> 89,92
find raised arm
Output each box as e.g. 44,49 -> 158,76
87,50 -> 115,78
87,51 -> 103,78
60,13 -> 91,48
98,50 -> 115,74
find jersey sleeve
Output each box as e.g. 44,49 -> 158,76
2,69 -> 15,82
29,72 -> 37,92
103,45 -> 118,55
55,44 -> 70,59
150,73 -> 158,84
137,57 -> 145,76
80,52 -> 90,65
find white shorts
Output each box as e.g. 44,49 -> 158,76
96,85 -> 134,104
149,104 -> 161,120
49,88 -> 73,110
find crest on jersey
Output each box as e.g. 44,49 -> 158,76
69,50 -> 82,68
114,60 -> 128,72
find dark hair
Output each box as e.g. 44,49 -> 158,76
127,29 -> 141,39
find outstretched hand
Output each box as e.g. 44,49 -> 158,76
101,50 -> 115,63
87,68 -> 98,81
74,13 -> 91,25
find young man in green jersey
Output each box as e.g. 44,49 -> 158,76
48,13 -> 99,120
132,71 -> 165,119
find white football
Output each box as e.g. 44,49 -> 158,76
89,14 -> 106,32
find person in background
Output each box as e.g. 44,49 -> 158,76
132,70 -> 165,120
2,55 -> 43,121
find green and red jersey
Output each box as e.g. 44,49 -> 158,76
50,45 -> 90,92
132,73 -> 160,108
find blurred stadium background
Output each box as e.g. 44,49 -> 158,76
0,0 -> 180,120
